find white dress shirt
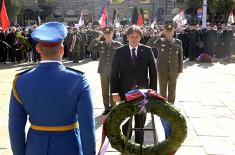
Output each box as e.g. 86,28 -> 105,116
129,45 -> 138,57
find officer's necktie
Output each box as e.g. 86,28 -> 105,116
131,48 -> 137,66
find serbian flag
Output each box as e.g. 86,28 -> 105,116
0,0 -> 10,32
173,9 -> 187,28
99,6 -> 108,28
137,13 -> 144,26
113,9 -> 120,28
78,11 -> 85,27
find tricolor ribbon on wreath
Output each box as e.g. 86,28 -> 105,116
98,89 -> 168,155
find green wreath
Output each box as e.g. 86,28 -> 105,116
104,97 -> 187,155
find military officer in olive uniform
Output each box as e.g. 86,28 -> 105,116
88,27 -> 122,115
151,23 -> 183,148
70,28 -> 82,63
79,28 -> 88,60
153,23 -> 183,104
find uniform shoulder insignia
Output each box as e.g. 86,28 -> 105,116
13,69 -> 33,105
154,38 -> 162,45
175,38 -> 182,43
175,39 -> 182,46
16,68 -> 33,77
66,67 -> 84,74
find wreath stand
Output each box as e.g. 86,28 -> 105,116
124,113 -> 158,155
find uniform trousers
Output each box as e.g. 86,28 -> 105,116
159,73 -> 178,139
72,50 -> 80,62
158,73 -> 178,104
100,75 -> 114,110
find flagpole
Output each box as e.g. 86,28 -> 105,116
202,0 -> 207,28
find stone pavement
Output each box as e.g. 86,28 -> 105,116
0,59 -> 235,155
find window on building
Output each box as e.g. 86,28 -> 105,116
111,0 -> 124,4
171,0 -> 191,2
140,0 -> 151,3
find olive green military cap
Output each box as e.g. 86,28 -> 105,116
164,23 -> 175,30
102,27 -> 114,34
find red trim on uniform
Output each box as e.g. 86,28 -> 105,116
39,41 -> 62,47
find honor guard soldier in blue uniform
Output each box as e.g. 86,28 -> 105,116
8,22 -> 96,155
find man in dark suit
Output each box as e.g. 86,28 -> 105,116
6,27 -> 17,63
111,25 -> 157,144
0,29 -> 7,64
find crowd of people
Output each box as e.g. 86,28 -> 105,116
1,22 -> 235,64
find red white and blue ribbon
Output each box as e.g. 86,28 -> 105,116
125,89 -> 165,102
98,118 -> 109,155
98,89 -> 166,155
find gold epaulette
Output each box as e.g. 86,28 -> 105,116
13,75 -> 23,105
12,68 -> 32,105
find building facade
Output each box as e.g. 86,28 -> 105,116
19,0 -> 194,25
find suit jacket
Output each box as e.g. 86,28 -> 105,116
9,62 -> 96,155
6,32 -> 16,46
0,32 -> 6,48
111,44 -> 157,98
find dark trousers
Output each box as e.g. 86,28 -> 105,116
122,113 -> 146,144
72,49 -> 81,62
33,49 -> 40,62
79,45 -> 85,60
9,48 -> 21,62
85,45 -> 91,58
0,47 -> 7,62
9,48 -> 15,62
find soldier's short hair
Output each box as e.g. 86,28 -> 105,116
39,42 -> 64,58
126,25 -> 143,37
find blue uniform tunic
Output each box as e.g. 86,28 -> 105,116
8,62 -> 96,155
